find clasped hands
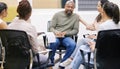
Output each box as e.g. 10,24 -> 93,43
87,34 -> 97,52
55,32 -> 66,38
88,40 -> 96,52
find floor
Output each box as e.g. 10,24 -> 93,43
51,53 -> 84,69
52,62 -> 84,69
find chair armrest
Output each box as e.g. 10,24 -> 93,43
72,35 -> 78,42
37,32 -> 48,49
35,49 -> 53,67
83,34 -> 90,38
38,49 -> 52,54
29,49 -> 33,69
43,35 -> 49,48
0,47 -> 5,69
37,32 -> 45,36
83,34 -> 96,38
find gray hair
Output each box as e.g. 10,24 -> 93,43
65,0 -> 75,5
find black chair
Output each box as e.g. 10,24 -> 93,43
80,50 -> 94,69
80,34 -> 95,69
32,50 -> 53,69
32,32 -> 53,69
44,21 -> 78,63
94,29 -> 120,69
0,29 -> 33,69
0,38 -> 5,69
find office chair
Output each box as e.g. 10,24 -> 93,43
32,49 -> 53,69
79,34 -> 95,69
0,29 -> 52,69
32,32 -> 53,69
80,50 -> 94,69
44,21 -> 78,63
0,29 -> 33,69
0,39 -> 5,69
94,29 -> 120,69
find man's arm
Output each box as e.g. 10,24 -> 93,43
49,14 -> 59,33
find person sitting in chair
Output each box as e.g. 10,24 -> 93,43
49,0 -> 79,68
8,0 -> 48,65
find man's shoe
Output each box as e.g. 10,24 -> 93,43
47,61 -> 54,66
59,58 -> 72,67
59,65 -> 65,69
49,59 -> 54,66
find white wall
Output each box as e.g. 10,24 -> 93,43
109,0 -> 120,8
31,9 -> 64,32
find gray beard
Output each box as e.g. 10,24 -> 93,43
66,10 -> 72,17
67,12 -> 72,17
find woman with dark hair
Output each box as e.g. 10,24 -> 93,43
8,0 -> 48,65
89,0 -> 120,55
86,0 -> 109,30
71,2 -> 119,69
0,2 -> 8,29
98,2 -> 120,30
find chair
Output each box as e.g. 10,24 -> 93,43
32,32 -> 53,69
0,29 -> 33,69
43,35 -> 78,63
80,50 -> 94,69
44,21 -> 78,63
94,29 -> 120,69
32,49 -> 53,69
0,39 -> 5,69
80,34 -> 95,69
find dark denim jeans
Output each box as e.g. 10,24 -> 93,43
49,37 -> 76,63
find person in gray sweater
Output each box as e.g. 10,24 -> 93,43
49,0 -> 79,68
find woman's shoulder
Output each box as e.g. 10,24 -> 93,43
0,19 -> 4,24
0,19 -> 7,29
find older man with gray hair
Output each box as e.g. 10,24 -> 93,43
49,0 -> 79,69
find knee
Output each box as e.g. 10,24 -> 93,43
68,42 -> 76,50
49,43 -> 59,49
63,37 -> 76,49
50,39 -> 60,48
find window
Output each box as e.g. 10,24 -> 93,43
76,0 -> 99,11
